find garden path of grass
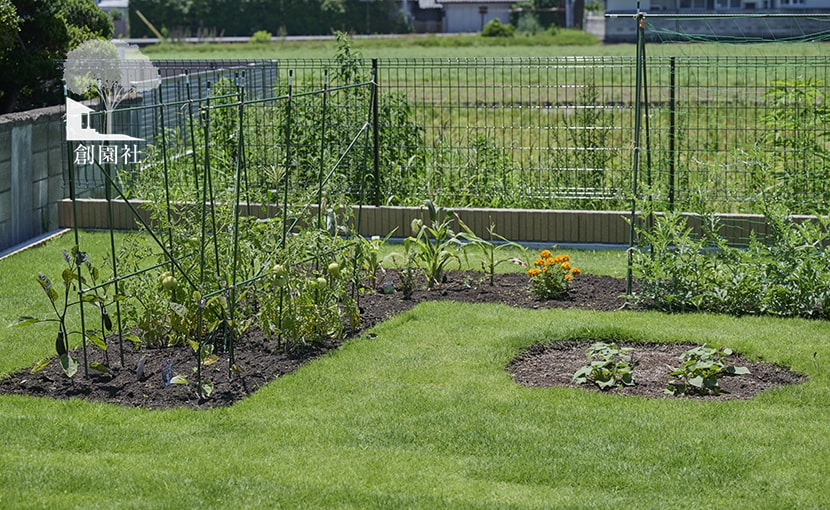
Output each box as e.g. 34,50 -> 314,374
2,300 -> 829,508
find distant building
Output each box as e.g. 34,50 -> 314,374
603,0 -> 830,42
406,0 -> 516,33
96,0 -> 130,38
441,0 -> 516,32
401,0 -> 591,33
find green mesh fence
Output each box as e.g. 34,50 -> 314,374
622,13 -> 830,246
68,49 -> 830,237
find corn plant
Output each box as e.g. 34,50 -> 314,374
457,219 -> 527,286
407,200 -> 463,289
356,231 -> 395,291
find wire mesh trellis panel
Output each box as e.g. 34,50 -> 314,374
67,55 -> 830,229
269,57 -> 640,209
81,57 -> 642,210
370,57 -> 637,209
63,63 -> 377,379
640,55 -> 830,219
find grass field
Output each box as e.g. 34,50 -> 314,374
140,32 -> 830,60
1,231 -> 829,508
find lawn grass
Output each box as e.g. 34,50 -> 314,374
1,300 -> 829,508
2,231 -> 828,508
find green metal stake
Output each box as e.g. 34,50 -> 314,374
228,71 -> 246,370
64,88 -> 89,378
371,58 -> 380,206
626,11 -> 646,296
317,71 -> 329,231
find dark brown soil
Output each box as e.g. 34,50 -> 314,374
0,272 -> 806,409
510,341 -> 806,400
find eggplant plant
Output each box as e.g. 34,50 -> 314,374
10,247 -> 122,377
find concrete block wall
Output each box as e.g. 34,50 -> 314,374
0,105 -> 66,251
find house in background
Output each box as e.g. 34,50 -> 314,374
404,0 -> 589,33
96,0 -> 130,38
409,0 -> 445,32
408,0 -> 516,33
440,0 -> 516,32
603,0 -> 830,42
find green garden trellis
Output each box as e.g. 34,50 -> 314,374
64,62 -> 377,391
620,10 -> 830,295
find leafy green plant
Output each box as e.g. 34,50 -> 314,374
572,341 -> 635,390
666,344 -> 750,396
527,249 -> 580,300
258,225 -> 360,351
260,260 -> 358,350
457,219 -> 527,286
398,240 -> 419,299
481,19 -> 515,37
407,200 -> 463,289
10,247 -> 120,377
630,204 -> 830,318
357,231 -> 395,291
761,78 -> 830,212
249,30 -> 272,43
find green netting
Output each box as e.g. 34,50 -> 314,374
623,13 -> 830,249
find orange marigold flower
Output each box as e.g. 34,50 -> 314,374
571,267 -> 581,275
552,255 -> 564,263
528,268 -> 541,277
561,262 -> 571,271
534,258 -> 545,267
564,274 -> 573,281
539,249 -> 552,259
561,254 -> 570,262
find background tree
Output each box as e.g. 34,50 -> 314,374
0,0 -> 18,56
0,0 -> 113,114
511,0 -> 563,30
129,0 -> 407,38
65,39 -> 160,133
61,0 -> 114,47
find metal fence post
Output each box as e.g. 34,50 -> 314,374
372,58 -> 380,206
627,11 -> 647,296
669,56 -> 676,211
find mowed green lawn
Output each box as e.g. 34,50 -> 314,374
1,231 -> 829,508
